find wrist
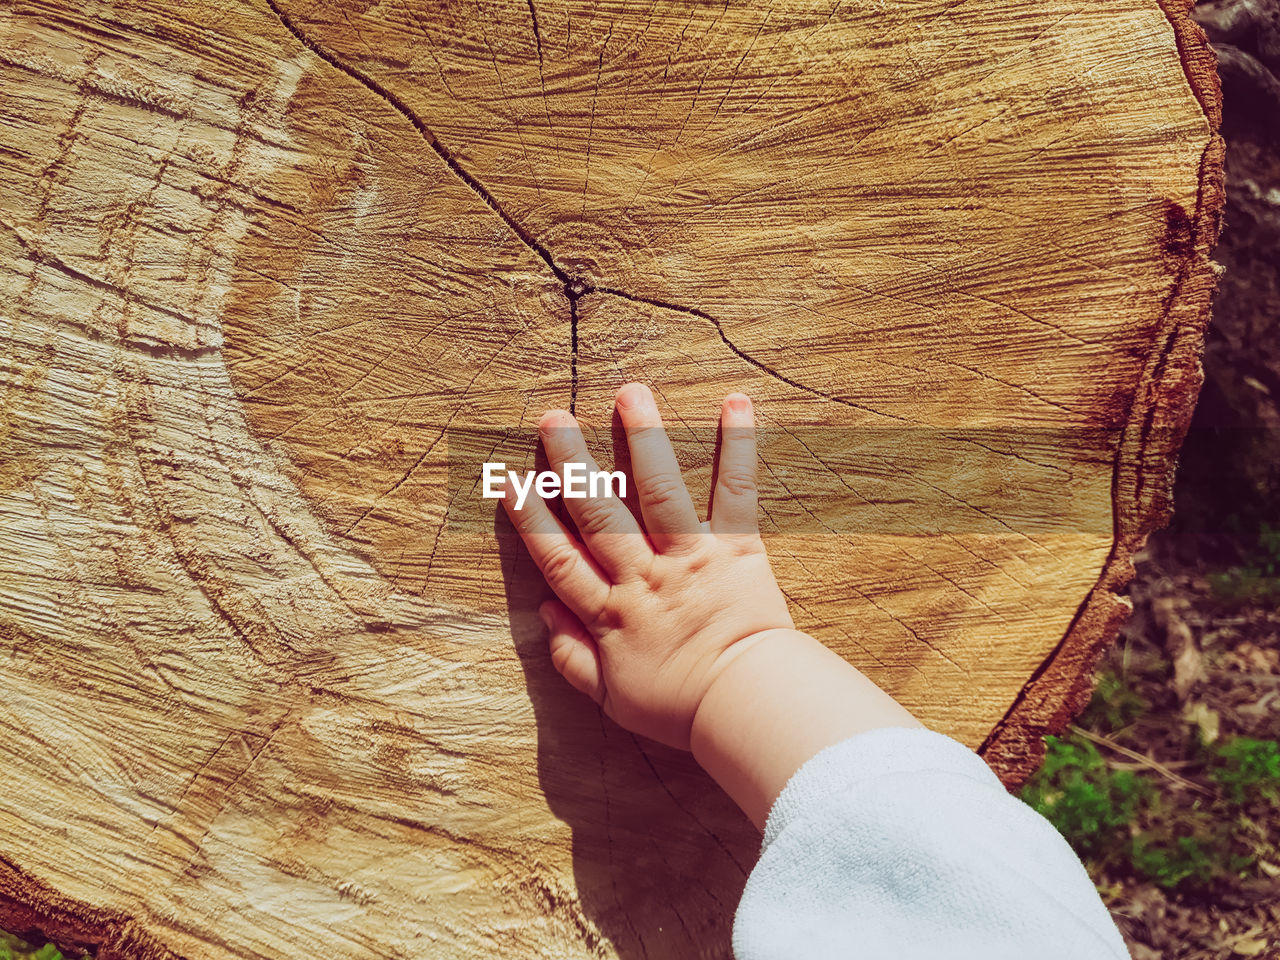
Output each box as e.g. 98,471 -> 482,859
689,628 -> 922,829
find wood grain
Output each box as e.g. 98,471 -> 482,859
0,0 -> 1221,957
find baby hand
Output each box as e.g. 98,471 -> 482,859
503,383 -> 794,750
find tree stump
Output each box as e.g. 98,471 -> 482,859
0,0 -> 1222,957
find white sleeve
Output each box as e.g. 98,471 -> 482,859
733,727 -> 1128,960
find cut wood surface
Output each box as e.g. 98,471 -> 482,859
0,0 -> 1222,957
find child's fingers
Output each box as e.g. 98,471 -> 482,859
614,383 -> 702,554
502,477 -> 610,618
710,392 -> 759,536
541,598 -> 606,705
539,409 -> 651,578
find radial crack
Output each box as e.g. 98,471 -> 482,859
594,284 -> 908,421
525,0 -> 544,62
567,287 -> 582,413
262,0 -> 905,424
262,0 -> 569,284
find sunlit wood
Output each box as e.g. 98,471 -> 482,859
0,0 -> 1221,956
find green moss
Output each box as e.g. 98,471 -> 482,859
1022,729 -> 1280,891
1129,833 -> 1219,889
1021,735 -> 1148,859
0,931 -> 62,960
1208,567 -> 1280,605
1208,521 -> 1280,605
1080,670 -> 1149,734
1210,738 -> 1280,805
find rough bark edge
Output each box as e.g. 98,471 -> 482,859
979,0 -> 1226,787
0,856 -> 182,960
0,1 -> 1225,954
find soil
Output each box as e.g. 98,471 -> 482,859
1101,5 -> 1280,955
1103,553 -> 1280,959
1,4 -> 1275,958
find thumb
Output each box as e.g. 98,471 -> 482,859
540,598 -> 606,706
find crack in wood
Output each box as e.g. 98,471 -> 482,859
475,0 -> 548,210
261,0 -> 569,283
261,0 -> 904,424
581,23 -> 612,218
628,733 -> 749,877
568,289 -> 581,413
592,284 -> 908,421
977,0 -> 1225,774
525,0 -> 544,63
3,220 -> 215,347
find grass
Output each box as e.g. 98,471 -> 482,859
1021,673 -> 1280,892
1024,510 -> 1280,905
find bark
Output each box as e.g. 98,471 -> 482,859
0,0 -> 1221,957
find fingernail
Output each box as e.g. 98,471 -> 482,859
616,382 -> 650,410
539,410 -> 568,434
538,606 -> 553,629
726,393 -> 751,413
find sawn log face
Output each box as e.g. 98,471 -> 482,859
0,0 -> 1221,957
